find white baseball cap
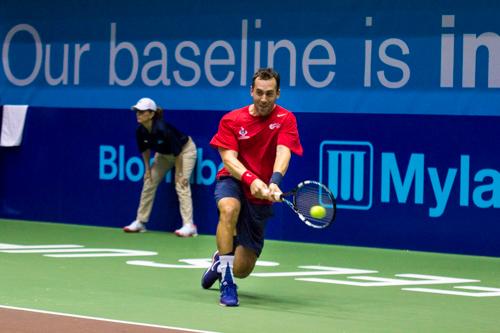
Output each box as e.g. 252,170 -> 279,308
132,97 -> 157,111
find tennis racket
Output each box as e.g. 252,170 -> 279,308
272,180 -> 336,229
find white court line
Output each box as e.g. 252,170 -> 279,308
0,305 -> 221,333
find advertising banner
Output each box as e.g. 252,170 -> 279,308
1,1 -> 499,115
1,107 -> 498,256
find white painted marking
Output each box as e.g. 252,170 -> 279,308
297,273 -> 477,286
127,258 -> 280,269
252,266 -> 376,277
0,243 -> 157,258
0,243 -> 82,249
403,286 -> 500,297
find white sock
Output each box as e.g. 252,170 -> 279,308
216,262 -> 222,273
219,255 -> 235,284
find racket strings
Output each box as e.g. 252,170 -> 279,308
294,183 -> 335,228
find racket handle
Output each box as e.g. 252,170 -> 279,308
263,189 -> 282,201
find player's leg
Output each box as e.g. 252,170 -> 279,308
216,197 -> 240,253
174,138 -> 198,237
233,245 -> 257,278
217,197 -> 241,306
200,201 -> 238,289
216,197 -> 240,278
217,190 -> 272,306
202,177 -> 241,290
232,202 -> 273,272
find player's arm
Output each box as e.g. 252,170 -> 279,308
273,144 -> 292,177
268,145 -> 292,201
218,148 -> 269,199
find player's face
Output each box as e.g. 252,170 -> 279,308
251,77 -> 280,117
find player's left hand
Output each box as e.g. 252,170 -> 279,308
250,179 -> 271,199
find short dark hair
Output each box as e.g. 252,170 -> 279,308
251,68 -> 280,91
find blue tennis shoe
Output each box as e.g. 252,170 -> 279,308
219,267 -> 239,307
201,251 -> 221,289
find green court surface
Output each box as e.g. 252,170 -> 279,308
1,218 -> 500,333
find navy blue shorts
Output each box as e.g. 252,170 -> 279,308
214,177 -> 273,257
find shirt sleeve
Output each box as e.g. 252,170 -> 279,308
210,114 -> 239,151
278,113 -> 303,156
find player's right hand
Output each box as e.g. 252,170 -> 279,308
267,183 -> 283,202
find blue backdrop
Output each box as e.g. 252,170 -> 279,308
0,1 -> 499,256
0,107 -> 498,256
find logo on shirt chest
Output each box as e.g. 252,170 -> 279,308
238,127 -> 250,140
269,122 -> 281,130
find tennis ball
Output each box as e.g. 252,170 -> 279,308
310,205 -> 327,219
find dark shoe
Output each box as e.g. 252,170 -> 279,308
219,280 -> 239,307
201,251 -> 220,289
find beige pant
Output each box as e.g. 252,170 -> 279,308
136,137 -> 197,226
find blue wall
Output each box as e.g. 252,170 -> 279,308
1,1 -> 499,256
1,107 -> 498,256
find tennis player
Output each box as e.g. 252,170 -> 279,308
202,68 -> 303,306
123,97 -> 198,237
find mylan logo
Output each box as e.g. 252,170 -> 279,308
320,140 -> 500,217
320,141 -> 373,210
